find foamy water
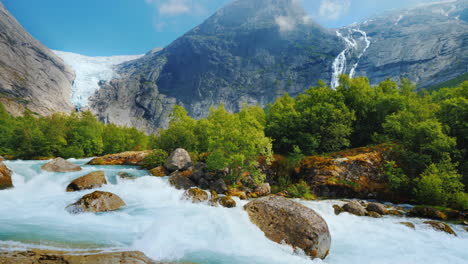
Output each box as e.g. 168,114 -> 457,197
0,160 -> 466,264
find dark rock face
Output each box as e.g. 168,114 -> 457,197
66,191 -> 125,214
0,160 -> 13,190
244,196 -> 331,259
66,171 -> 107,192
0,2 -> 74,116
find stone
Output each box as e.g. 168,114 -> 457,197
209,190 -> 219,207
169,172 -> 196,190
210,178 -> 228,194
190,162 -> 208,183
399,222 -> 416,229
87,151 -> 151,166
41,158 -> 82,172
150,166 -> 167,177
254,183 -> 271,197
244,196 -> 331,259
226,188 -> 247,200
342,200 -> 367,216
387,210 -> 404,216
66,171 -> 107,192
66,191 -> 125,214
117,172 -> 138,180
424,221 -> 457,236
183,188 -> 208,203
218,196 -> 236,208
0,160 -> 13,190
366,203 -> 388,215
408,206 -> 447,220
165,148 -> 192,172
367,211 -> 382,218
333,205 -> 344,215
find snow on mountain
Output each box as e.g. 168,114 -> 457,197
53,51 -> 143,109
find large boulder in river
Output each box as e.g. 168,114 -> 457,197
424,221 -> 457,236
0,160 -> 13,190
218,196 -> 236,208
66,171 -> 107,192
183,188 -> 208,203
87,151 -> 151,166
41,157 -> 82,172
342,200 -> 367,216
66,191 -> 125,214
244,196 -> 331,259
0,249 -> 159,264
165,148 -> 192,172
366,203 -> 388,215
408,206 -> 447,220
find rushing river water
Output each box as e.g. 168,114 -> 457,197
1,159 -> 467,264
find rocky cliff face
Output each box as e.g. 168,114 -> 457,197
0,1 -> 74,116
90,0 -> 467,131
89,0 -> 343,131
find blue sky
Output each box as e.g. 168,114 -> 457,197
2,0 -> 439,56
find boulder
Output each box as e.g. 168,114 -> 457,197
165,148 -> 192,172
367,211 -> 382,218
0,249 -> 162,264
169,172 -> 196,190
209,190 -> 219,207
399,222 -> 416,229
210,178 -> 228,194
408,206 -> 447,220
66,191 -> 125,214
190,162 -> 208,183
218,196 -> 236,208
463,221 -> 468,226
87,151 -> 151,166
226,188 -> 247,200
41,157 -> 82,172
387,210 -> 404,216
366,203 -> 388,215
424,221 -> 457,236
117,172 -> 138,180
183,188 -> 208,203
150,166 -> 167,177
66,171 -> 107,192
244,196 -> 331,259
254,183 -> 271,197
0,160 -> 13,190
342,200 -> 367,216
333,204 -> 344,215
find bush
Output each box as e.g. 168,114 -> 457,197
59,146 -> 85,159
382,161 -> 409,193
286,181 -> 316,200
141,149 -> 168,169
451,192 -> 468,210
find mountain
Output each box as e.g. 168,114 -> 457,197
89,0 -> 344,132
333,0 -> 468,88
0,1 -> 74,115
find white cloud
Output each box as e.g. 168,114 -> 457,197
318,0 -> 351,20
159,0 -> 190,15
275,16 -> 296,32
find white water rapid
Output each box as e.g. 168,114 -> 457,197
53,51 -> 143,110
1,160 -> 467,264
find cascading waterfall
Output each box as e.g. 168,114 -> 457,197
349,29 -> 371,78
0,160 -> 467,264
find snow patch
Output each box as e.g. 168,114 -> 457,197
53,51 -> 143,109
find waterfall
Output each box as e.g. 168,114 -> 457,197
349,29 -> 371,78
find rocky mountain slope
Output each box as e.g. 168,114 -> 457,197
0,1 -> 74,116
90,0 -> 467,132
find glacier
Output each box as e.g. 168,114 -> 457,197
53,51 -> 143,109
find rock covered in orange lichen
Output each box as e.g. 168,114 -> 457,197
0,160 -> 13,190
87,151 -> 151,166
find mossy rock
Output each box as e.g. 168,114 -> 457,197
219,196 -> 236,208
399,222 -> 415,229
183,188 -> 208,203
424,221 -> 457,236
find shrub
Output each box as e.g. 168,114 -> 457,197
382,161 -> 409,193
141,149 -> 168,169
286,181 -> 316,200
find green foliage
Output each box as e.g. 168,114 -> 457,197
382,161 -> 409,193
141,149 -> 168,169
286,181 -> 316,200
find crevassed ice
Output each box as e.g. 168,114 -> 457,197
53,51 -> 143,109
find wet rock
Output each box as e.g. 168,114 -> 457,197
424,221 -> 457,236
87,151 -> 151,166
41,157 -> 82,172
333,205 -> 344,215
244,196 -> 331,259
0,160 -> 13,190
150,166 -> 167,177
367,211 -> 382,218
169,172 -> 196,190
209,190 -> 219,206
254,183 -> 271,197
409,206 -> 447,220
366,203 -> 388,215
165,148 -> 192,172
117,172 -> 138,180
463,221 -> 468,226
399,222 -> 416,229
226,188 -> 247,200
183,188 -> 208,203
218,196 -> 236,208
190,162 -> 208,183
210,178 -> 228,194
66,191 -> 125,214
0,249 -> 160,264
66,171 -> 107,192
342,200 -> 367,216
387,210 -> 405,216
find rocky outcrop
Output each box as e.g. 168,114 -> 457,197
165,148 -> 192,172
87,151 -> 151,166
183,188 -> 208,203
244,196 -> 331,259
424,221 -> 457,236
0,2 -> 74,116
0,249 -> 168,264
0,160 -> 13,189
66,171 -> 107,192
342,200 -> 367,216
66,191 -> 125,213
218,196 -> 237,208
41,158 -> 82,172
408,206 -> 448,221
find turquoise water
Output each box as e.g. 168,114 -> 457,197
1,159 -> 467,264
